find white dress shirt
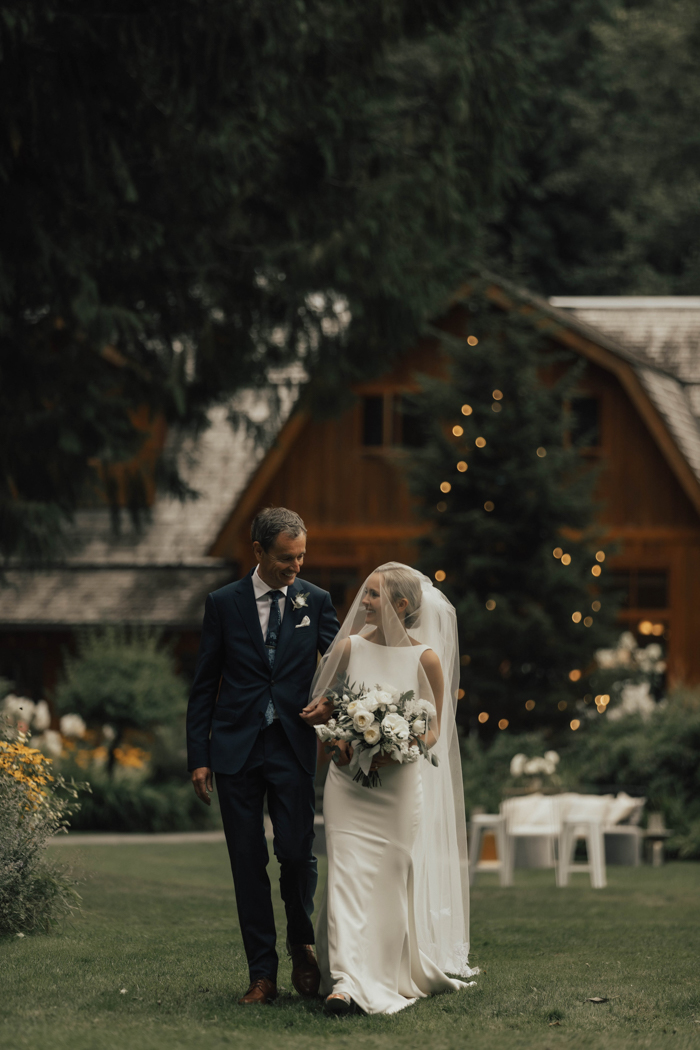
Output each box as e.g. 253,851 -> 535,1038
252,565 -> 288,637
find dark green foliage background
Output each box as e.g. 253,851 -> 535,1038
407,292 -> 619,732
0,0 -> 532,560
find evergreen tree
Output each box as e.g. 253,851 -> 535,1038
0,0 -> 534,562
406,290 -> 620,735
489,0 -> 700,295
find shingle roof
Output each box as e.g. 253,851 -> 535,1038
0,565 -> 233,628
0,378 -> 302,627
547,296 -> 700,487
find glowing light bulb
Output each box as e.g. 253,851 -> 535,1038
467,335 -> 478,346
595,551 -> 605,562
584,616 -> 593,627
492,390 -> 503,400
485,599 -> 496,611
457,461 -> 468,472
475,436 -> 486,448
491,403 -> 502,413
484,501 -> 494,512
452,425 -> 464,437
536,447 -> 547,458
553,547 -> 563,559
436,501 -> 447,512
561,553 -> 572,566
461,404 -> 473,416
569,669 -> 581,682
478,711 -> 489,723
591,600 -> 601,612
434,570 -> 446,582
498,718 -> 509,730
558,700 -> 568,711
440,481 -> 451,493
570,719 -> 581,731
591,564 -> 602,577
525,700 -> 535,711
572,611 -> 582,623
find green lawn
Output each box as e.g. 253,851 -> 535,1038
2,843 -> 699,1050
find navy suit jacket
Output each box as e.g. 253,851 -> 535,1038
186,571 -> 340,776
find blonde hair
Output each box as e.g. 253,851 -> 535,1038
376,564 -> 422,628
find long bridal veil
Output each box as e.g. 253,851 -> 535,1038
310,562 -> 477,979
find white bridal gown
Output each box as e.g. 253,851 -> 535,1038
315,635 -> 470,1015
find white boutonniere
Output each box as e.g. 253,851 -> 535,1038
295,615 -> 311,628
291,592 -> 310,610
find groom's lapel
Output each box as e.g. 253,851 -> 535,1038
273,578 -> 303,667
232,573 -> 269,667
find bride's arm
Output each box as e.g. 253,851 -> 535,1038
299,639 -> 352,725
419,649 -> 444,749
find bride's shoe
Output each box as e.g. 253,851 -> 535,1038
323,992 -> 357,1016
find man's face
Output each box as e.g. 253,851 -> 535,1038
254,531 -> 306,590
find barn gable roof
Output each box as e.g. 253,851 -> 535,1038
4,282 -> 700,629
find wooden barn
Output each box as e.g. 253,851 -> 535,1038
3,279 -> 700,698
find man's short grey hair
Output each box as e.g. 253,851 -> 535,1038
251,507 -> 307,552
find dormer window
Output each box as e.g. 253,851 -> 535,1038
361,393 -> 424,449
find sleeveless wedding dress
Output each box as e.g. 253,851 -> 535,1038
315,635 -> 471,1015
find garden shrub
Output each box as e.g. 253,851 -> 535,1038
0,725 -> 83,935
56,626 -> 187,774
461,690 -> 700,858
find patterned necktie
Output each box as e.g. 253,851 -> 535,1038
263,590 -> 284,727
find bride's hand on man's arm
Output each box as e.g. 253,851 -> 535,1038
299,696 -> 333,726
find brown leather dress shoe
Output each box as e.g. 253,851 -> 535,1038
287,942 -> 321,997
238,977 -> 277,1005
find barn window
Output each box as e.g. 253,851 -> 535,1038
610,569 -> 668,609
362,396 -> 384,446
569,396 -> 600,448
361,393 -> 425,449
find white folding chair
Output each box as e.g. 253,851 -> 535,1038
500,794 -> 561,887
469,812 -> 508,886
558,794 -> 612,889
603,793 -> 646,866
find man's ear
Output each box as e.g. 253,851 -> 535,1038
252,541 -> 264,563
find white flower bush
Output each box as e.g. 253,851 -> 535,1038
593,631 -> 666,721
510,749 -> 561,787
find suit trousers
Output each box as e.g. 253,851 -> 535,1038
216,719 -> 317,982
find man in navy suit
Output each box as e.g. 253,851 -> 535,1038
187,507 -> 340,1005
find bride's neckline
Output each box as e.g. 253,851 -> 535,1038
354,634 -> 425,649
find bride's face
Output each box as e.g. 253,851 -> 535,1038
361,573 -> 384,625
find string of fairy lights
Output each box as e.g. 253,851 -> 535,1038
431,334 -> 610,734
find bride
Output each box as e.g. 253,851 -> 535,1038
302,563 -> 478,1016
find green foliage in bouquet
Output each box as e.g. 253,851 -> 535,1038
56,627 -> 186,776
0,721 -> 84,936
406,288 -> 621,733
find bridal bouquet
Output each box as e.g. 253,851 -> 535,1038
315,675 -> 438,787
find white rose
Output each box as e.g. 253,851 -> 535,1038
315,724 -> 332,742
418,698 -> 437,719
32,700 -> 51,731
353,708 -> 375,732
510,753 -> 527,777
411,719 -> 426,736
408,744 -> 420,759
60,713 -> 86,738
542,760 -> 556,776
524,757 -> 547,775
544,750 -> 560,766
346,699 -> 359,715
382,712 -> 410,740
362,690 -> 381,712
326,719 -> 337,732
363,724 -> 381,746
388,704 -> 398,713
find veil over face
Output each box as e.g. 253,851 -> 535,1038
310,562 -> 476,978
